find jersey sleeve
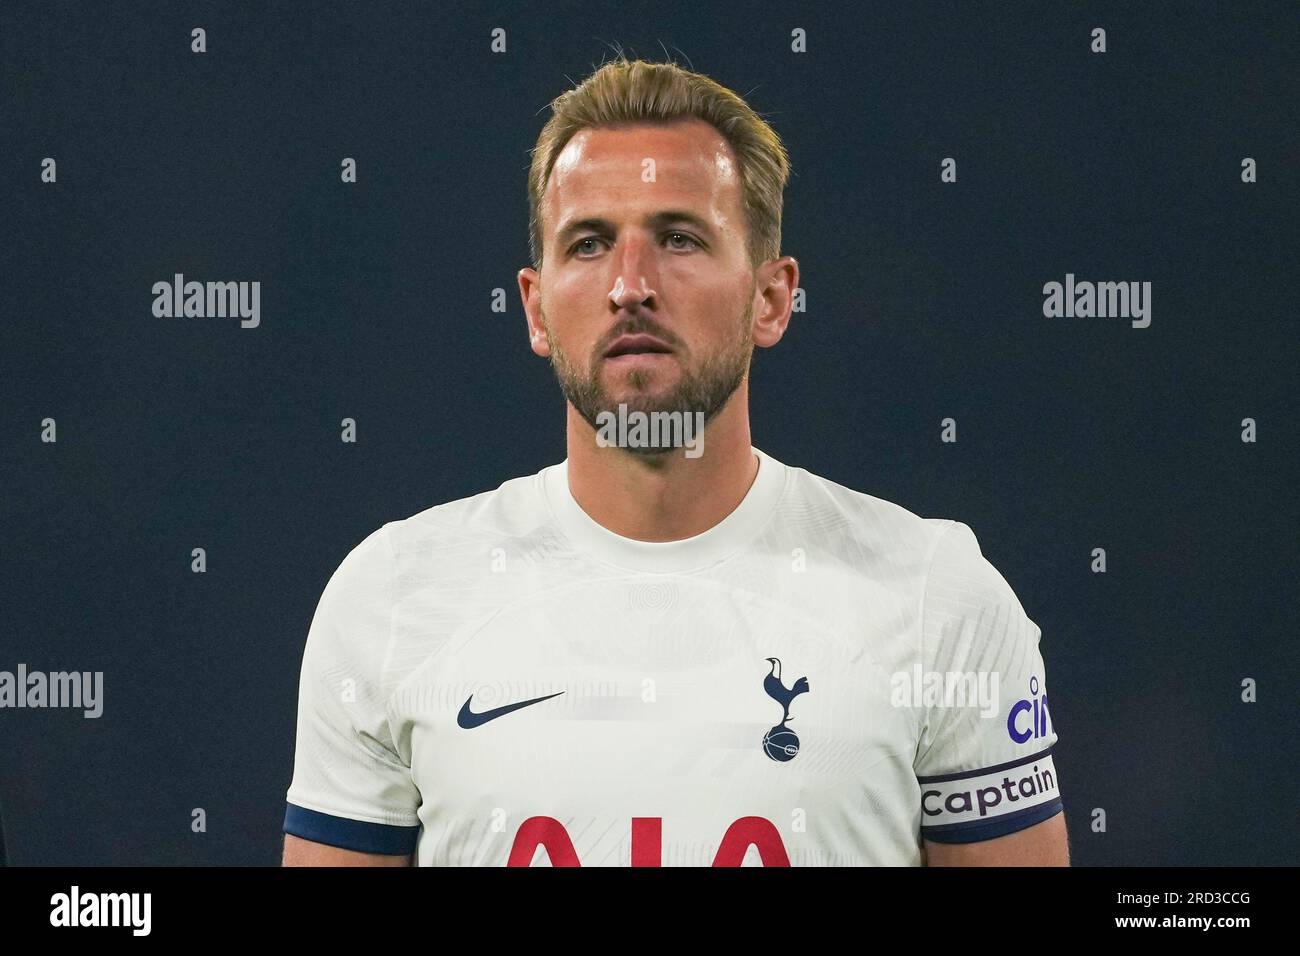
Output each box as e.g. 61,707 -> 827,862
283,523 -> 422,855
913,520 -> 1064,845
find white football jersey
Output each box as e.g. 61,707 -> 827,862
284,446 -> 1063,866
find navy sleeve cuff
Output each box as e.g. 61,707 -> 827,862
922,797 -> 1063,844
284,803 -> 420,855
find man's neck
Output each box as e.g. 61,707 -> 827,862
562,395 -> 758,542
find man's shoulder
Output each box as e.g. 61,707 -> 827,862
382,463 -> 555,557
784,460 -> 953,557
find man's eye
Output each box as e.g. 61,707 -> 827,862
570,233 -> 702,257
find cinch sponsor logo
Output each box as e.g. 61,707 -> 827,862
919,751 -> 1059,826
507,816 -> 791,866
1006,675 -> 1051,744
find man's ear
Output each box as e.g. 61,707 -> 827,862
751,255 -> 800,349
517,267 -> 550,357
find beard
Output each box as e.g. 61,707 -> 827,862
543,296 -> 754,456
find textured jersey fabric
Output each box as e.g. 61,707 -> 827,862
284,446 -> 1062,865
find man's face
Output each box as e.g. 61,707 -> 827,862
523,119 -> 759,452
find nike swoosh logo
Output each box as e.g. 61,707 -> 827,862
457,691 -> 565,729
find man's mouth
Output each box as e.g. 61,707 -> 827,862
605,334 -> 674,359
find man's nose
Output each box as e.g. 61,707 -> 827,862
608,236 -> 658,310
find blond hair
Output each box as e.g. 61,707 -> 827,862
527,56 -> 791,272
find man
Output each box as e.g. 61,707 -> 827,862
282,57 -> 1068,866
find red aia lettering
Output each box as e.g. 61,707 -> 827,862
506,816 -> 580,866
711,816 -> 791,866
506,815 -> 791,866
631,817 -> 661,867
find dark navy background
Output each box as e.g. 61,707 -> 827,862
1,1 -> 1295,865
